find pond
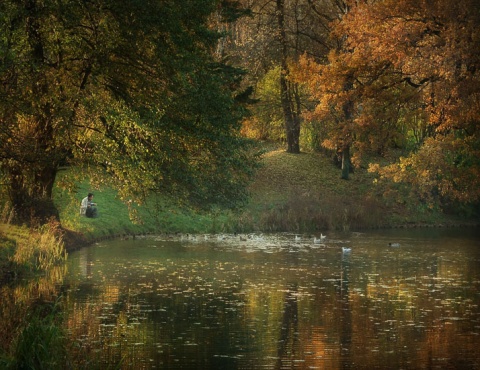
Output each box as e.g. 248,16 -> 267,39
3,228 -> 480,369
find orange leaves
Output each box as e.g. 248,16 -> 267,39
293,0 -> 480,205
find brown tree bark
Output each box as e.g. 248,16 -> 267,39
277,0 -> 301,154
340,74 -> 354,180
7,157 -> 60,225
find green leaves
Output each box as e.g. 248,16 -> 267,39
0,0 -> 258,223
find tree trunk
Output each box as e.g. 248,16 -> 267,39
341,144 -> 351,180
8,164 -> 59,225
277,0 -> 301,154
341,73 -> 354,180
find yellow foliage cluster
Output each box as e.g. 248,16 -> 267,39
293,0 -> 480,205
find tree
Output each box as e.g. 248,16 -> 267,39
296,0 -> 480,203
275,0 -> 302,153
218,0 -> 344,152
0,0 -> 258,224
241,66 -> 285,141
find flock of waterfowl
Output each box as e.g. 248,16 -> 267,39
148,232 -> 402,256
167,232 -> 329,245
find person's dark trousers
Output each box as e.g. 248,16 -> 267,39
86,208 -> 98,218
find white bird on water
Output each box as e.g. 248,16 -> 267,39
314,234 -> 326,244
342,246 -> 351,254
295,235 -> 301,242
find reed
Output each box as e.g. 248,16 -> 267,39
0,203 -> 15,225
12,220 -> 66,272
236,191 -> 387,232
0,298 -> 67,370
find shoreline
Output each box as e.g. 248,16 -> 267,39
61,220 -> 480,252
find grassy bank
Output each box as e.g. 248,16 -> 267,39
2,146 -> 478,257
53,147 -> 387,243
56,146 -> 476,241
54,181 -> 235,244
236,148 -> 476,231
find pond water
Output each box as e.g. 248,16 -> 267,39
3,228 -> 480,369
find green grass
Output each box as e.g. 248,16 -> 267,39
53,179 -> 235,243
1,145 -> 477,255
55,183 -> 152,241
53,146 -> 478,237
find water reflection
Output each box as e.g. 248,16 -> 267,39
0,265 -> 67,354
64,230 -> 480,368
5,228 -> 478,369
340,251 -> 352,369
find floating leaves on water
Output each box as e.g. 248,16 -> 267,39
53,230 -> 480,369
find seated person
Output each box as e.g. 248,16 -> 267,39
80,193 -> 98,218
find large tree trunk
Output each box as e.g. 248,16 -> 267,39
277,0 -> 301,154
8,114 -> 62,225
281,79 -> 301,153
8,164 -> 59,225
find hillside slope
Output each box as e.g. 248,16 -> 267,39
2,146 -> 476,252
243,147 -> 478,232
240,148 -> 388,231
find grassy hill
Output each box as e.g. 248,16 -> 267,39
51,147 -> 385,239
241,147 -> 400,232
2,145 -> 476,252
250,147 -> 480,230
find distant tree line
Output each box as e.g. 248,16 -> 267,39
222,0 -> 480,209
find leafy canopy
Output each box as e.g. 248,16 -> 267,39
0,0 -> 258,222
294,0 -> 480,206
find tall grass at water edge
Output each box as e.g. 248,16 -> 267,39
237,191 -> 386,232
0,205 -> 66,277
0,297 -> 68,370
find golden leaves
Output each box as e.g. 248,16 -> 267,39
293,0 -> 480,205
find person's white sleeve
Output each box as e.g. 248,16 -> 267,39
80,197 -> 88,215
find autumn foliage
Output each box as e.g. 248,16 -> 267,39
0,0 -> 257,224
294,0 -> 480,206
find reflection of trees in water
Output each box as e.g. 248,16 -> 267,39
275,252 -> 353,369
78,245 -> 94,279
0,265 -> 67,352
275,282 -> 299,369
74,246 -> 100,297
58,237 -> 480,369
64,254 -> 248,369
340,253 -> 351,368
